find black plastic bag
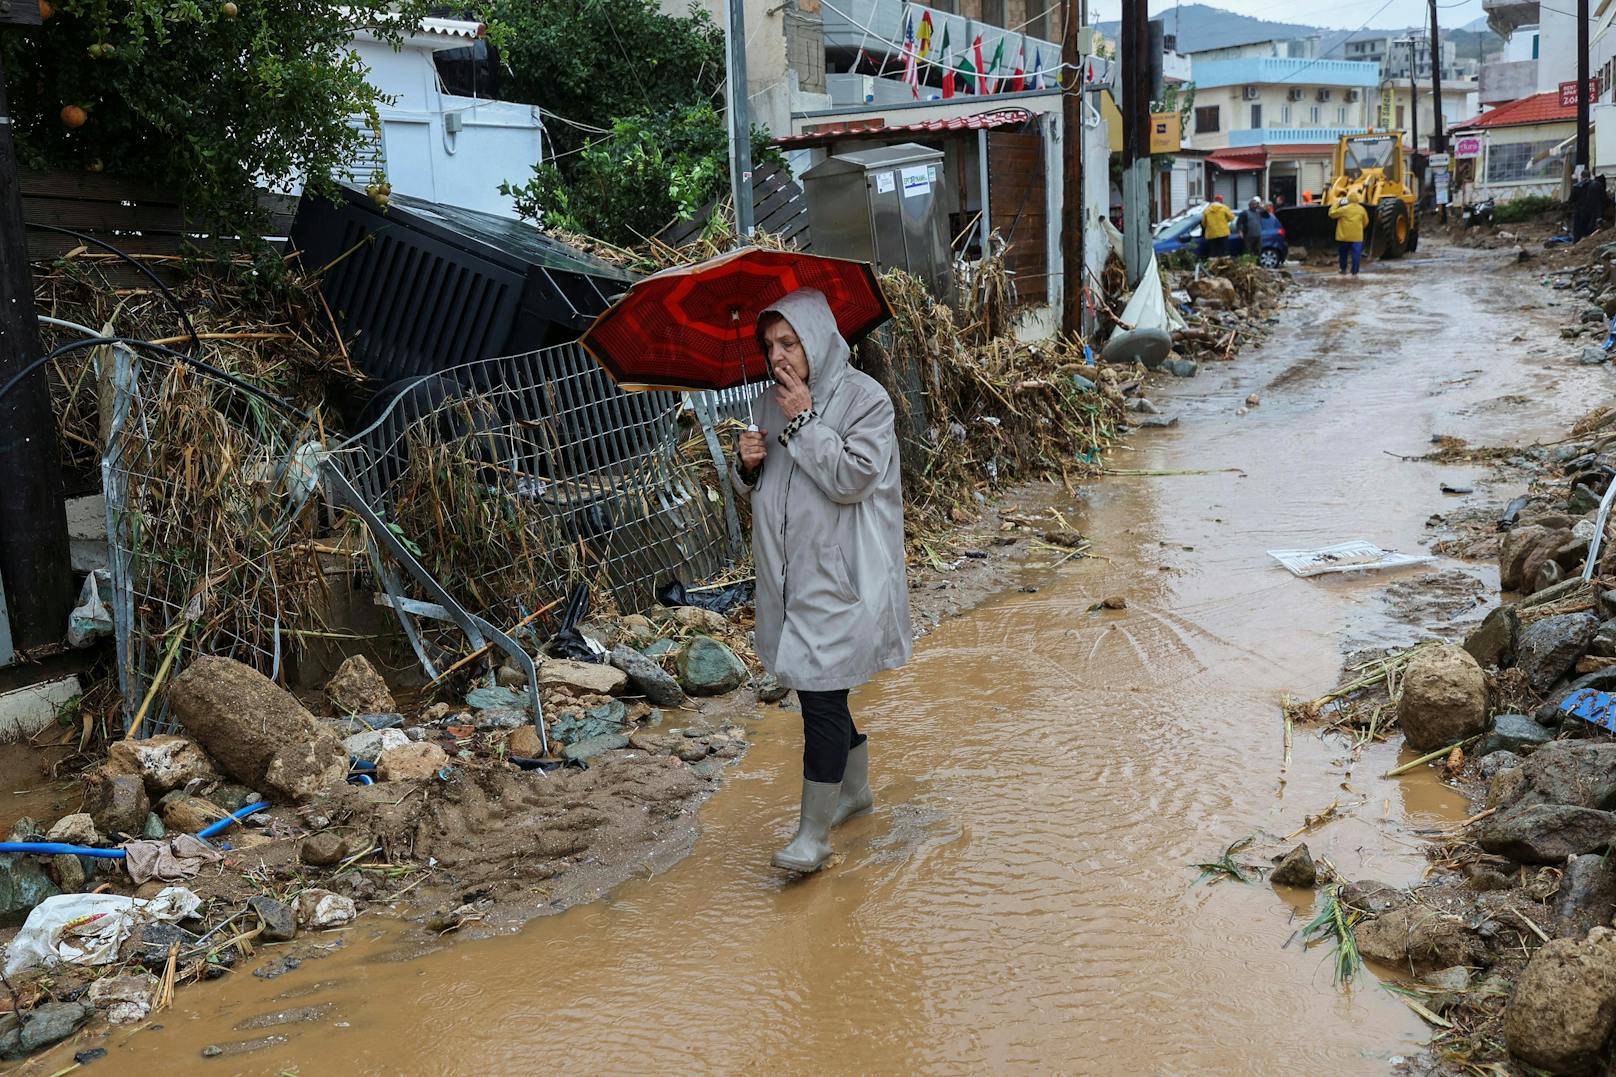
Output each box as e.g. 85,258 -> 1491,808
544,581 -> 600,662
657,577 -> 754,613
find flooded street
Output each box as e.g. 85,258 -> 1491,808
56,244 -> 1608,1075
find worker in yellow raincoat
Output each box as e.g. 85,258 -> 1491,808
1328,195 -> 1370,276
1199,195 -> 1236,260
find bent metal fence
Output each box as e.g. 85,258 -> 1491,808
101,340 -> 759,738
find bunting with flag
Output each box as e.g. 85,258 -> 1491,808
1009,41 -> 1026,92
973,35 -> 988,95
939,25 -> 955,99
1030,49 -> 1044,90
986,37 -> 1005,93
901,14 -> 920,99
918,10 -> 934,58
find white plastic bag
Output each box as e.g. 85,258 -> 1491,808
1115,255 -> 1188,336
4,886 -> 201,977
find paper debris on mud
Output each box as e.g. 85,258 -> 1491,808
1267,541 -> 1437,577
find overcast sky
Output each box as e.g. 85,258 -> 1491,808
1136,0 -> 1489,33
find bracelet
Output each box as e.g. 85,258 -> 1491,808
777,409 -> 814,446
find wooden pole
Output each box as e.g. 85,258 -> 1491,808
0,44 -> 73,651
1060,0 -> 1084,338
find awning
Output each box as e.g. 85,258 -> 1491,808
776,108 -> 1035,150
1207,148 -> 1267,172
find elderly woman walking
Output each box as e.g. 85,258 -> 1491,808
731,288 -> 912,874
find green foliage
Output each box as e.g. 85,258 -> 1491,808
483,0 -> 779,243
502,103 -> 779,246
2,0 -> 429,243
1492,194 -> 1563,223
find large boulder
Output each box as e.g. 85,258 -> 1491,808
1490,740 -> 1616,812
1517,613 -> 1601,693
0,859 -> 60,926
1501,525 -> 1557,592
1355,905 -> 1487,968
105,734 -> 220,796
1397,645 -> 1489,751
0,1000 -> 91,1059
324,655 -> 396,715
1476,804 -> 1616,863
1505,927 -> 1616,1074
167,656 -> 347,802
609,646 -> 687,708
675,638 -> 748,696
1186,275 -> 1238,308
538,658 -> 628,697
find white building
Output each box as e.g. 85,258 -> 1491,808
347,17 -> 546,218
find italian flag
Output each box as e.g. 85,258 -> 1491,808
973,35 -> 988,95
940,26 -> 955,99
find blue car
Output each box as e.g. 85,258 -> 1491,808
1153,206 -> 1288,267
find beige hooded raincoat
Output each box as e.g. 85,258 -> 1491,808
731,289 -> 912,692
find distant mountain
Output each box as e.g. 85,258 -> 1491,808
1099,3 -> 1502,61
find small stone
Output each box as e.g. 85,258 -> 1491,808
1463,604 -> 1520,669
505,725 -> 544,758
1125,397 -> 1160,414
1101,595 -> 1127,610
247,895 -> 298,942
1478,750 -> 1523,781
85,773 -> 149,838
618,615 -> 656,648
142,813 -> 166,840
675,638 -> 749,696
1423,966 -> 1473,993
1355,905 -> 1486,968
300,831 -> 354,867
6,817 -> 40,843
88,972 -> 158,1024
472,708 -> 526,731
495,663 -> 525,689
202,1045 -> 224,1057
376,742 -> 449,782
756,675 -> 789,705
13,1001 -> 91,1056
204,783 -> 260,813
675,740 -> 710,763
341,728 -> 409,764
562,733 -> 630,762
1165,358 -> 1199,378
1588,618 -> 1616,659
158,792 -> 225,834
1270,844 -> 1317,888
46,813 -> 101,847
1555,853 -> 1616,936
1136,414 -> 1178,428
325,655 -> 397,715
1580,345 -> 1609,365
1482,714 -> 1555,756
295,888 -> 356,930
48,854 -> 87,892
609,646 -> 687,707
465,686 -> 528,711
1245,393 -> 1261,407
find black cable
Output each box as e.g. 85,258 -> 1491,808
0,336 -> 311,426
25,223 -> 201,351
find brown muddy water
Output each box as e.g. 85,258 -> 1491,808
31,245 -> 1611,1075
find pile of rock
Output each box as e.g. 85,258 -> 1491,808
1161,261 -> 1290,372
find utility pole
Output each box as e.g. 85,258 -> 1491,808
1120,0 -> 1151,285
724,0 -> 754,239
1577,0 -> 1591,169
1060,0 -> 1084,337
1428,0 -> 1445,154
0,10 -> 74,653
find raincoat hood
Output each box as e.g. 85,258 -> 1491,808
761,288 -> 850,392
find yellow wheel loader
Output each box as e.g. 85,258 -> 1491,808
1275,132 -> 1419,260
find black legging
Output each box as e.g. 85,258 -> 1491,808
798,689 -> 867,783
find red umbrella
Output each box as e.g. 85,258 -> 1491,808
579,246 -> 892,393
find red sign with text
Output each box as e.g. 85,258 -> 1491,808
1560,78 -> 1601,107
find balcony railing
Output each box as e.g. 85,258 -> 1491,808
1192,57 -> 1382,89
821,0 -> 1061,78
1229,127 -> 1370,146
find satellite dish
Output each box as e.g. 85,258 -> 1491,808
1100,327 -> 1173,369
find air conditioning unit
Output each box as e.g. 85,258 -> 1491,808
1344,89 -> 1361,102
1242,86 -> 1261,100
1316,89 -> 1332,102
1287,88 -> 1305,101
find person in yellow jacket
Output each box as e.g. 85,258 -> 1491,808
1199,195 -> 1237,259
1328,195 -> 1370,276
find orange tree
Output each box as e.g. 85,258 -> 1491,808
2,0 -> 429,242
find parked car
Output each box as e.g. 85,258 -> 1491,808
1153,206 -> 1289,268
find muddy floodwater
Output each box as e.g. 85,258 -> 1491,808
46,246 -> 1610,1075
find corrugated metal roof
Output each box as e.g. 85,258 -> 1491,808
1454,90 -> 1578,131
775,108 -> 1035,149
1207,147 -> 1267,172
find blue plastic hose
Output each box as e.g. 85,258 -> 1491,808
195,802 -> 270,839
0,843 -> 127,859
347,774 -> 374,786
0,800 -> 273,859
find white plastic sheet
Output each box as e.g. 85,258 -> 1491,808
4,886 -> 201,977
1267,541 -> 1436,578
1114,255 -> 1188,336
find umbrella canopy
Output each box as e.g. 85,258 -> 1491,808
579,247 -> 892,392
